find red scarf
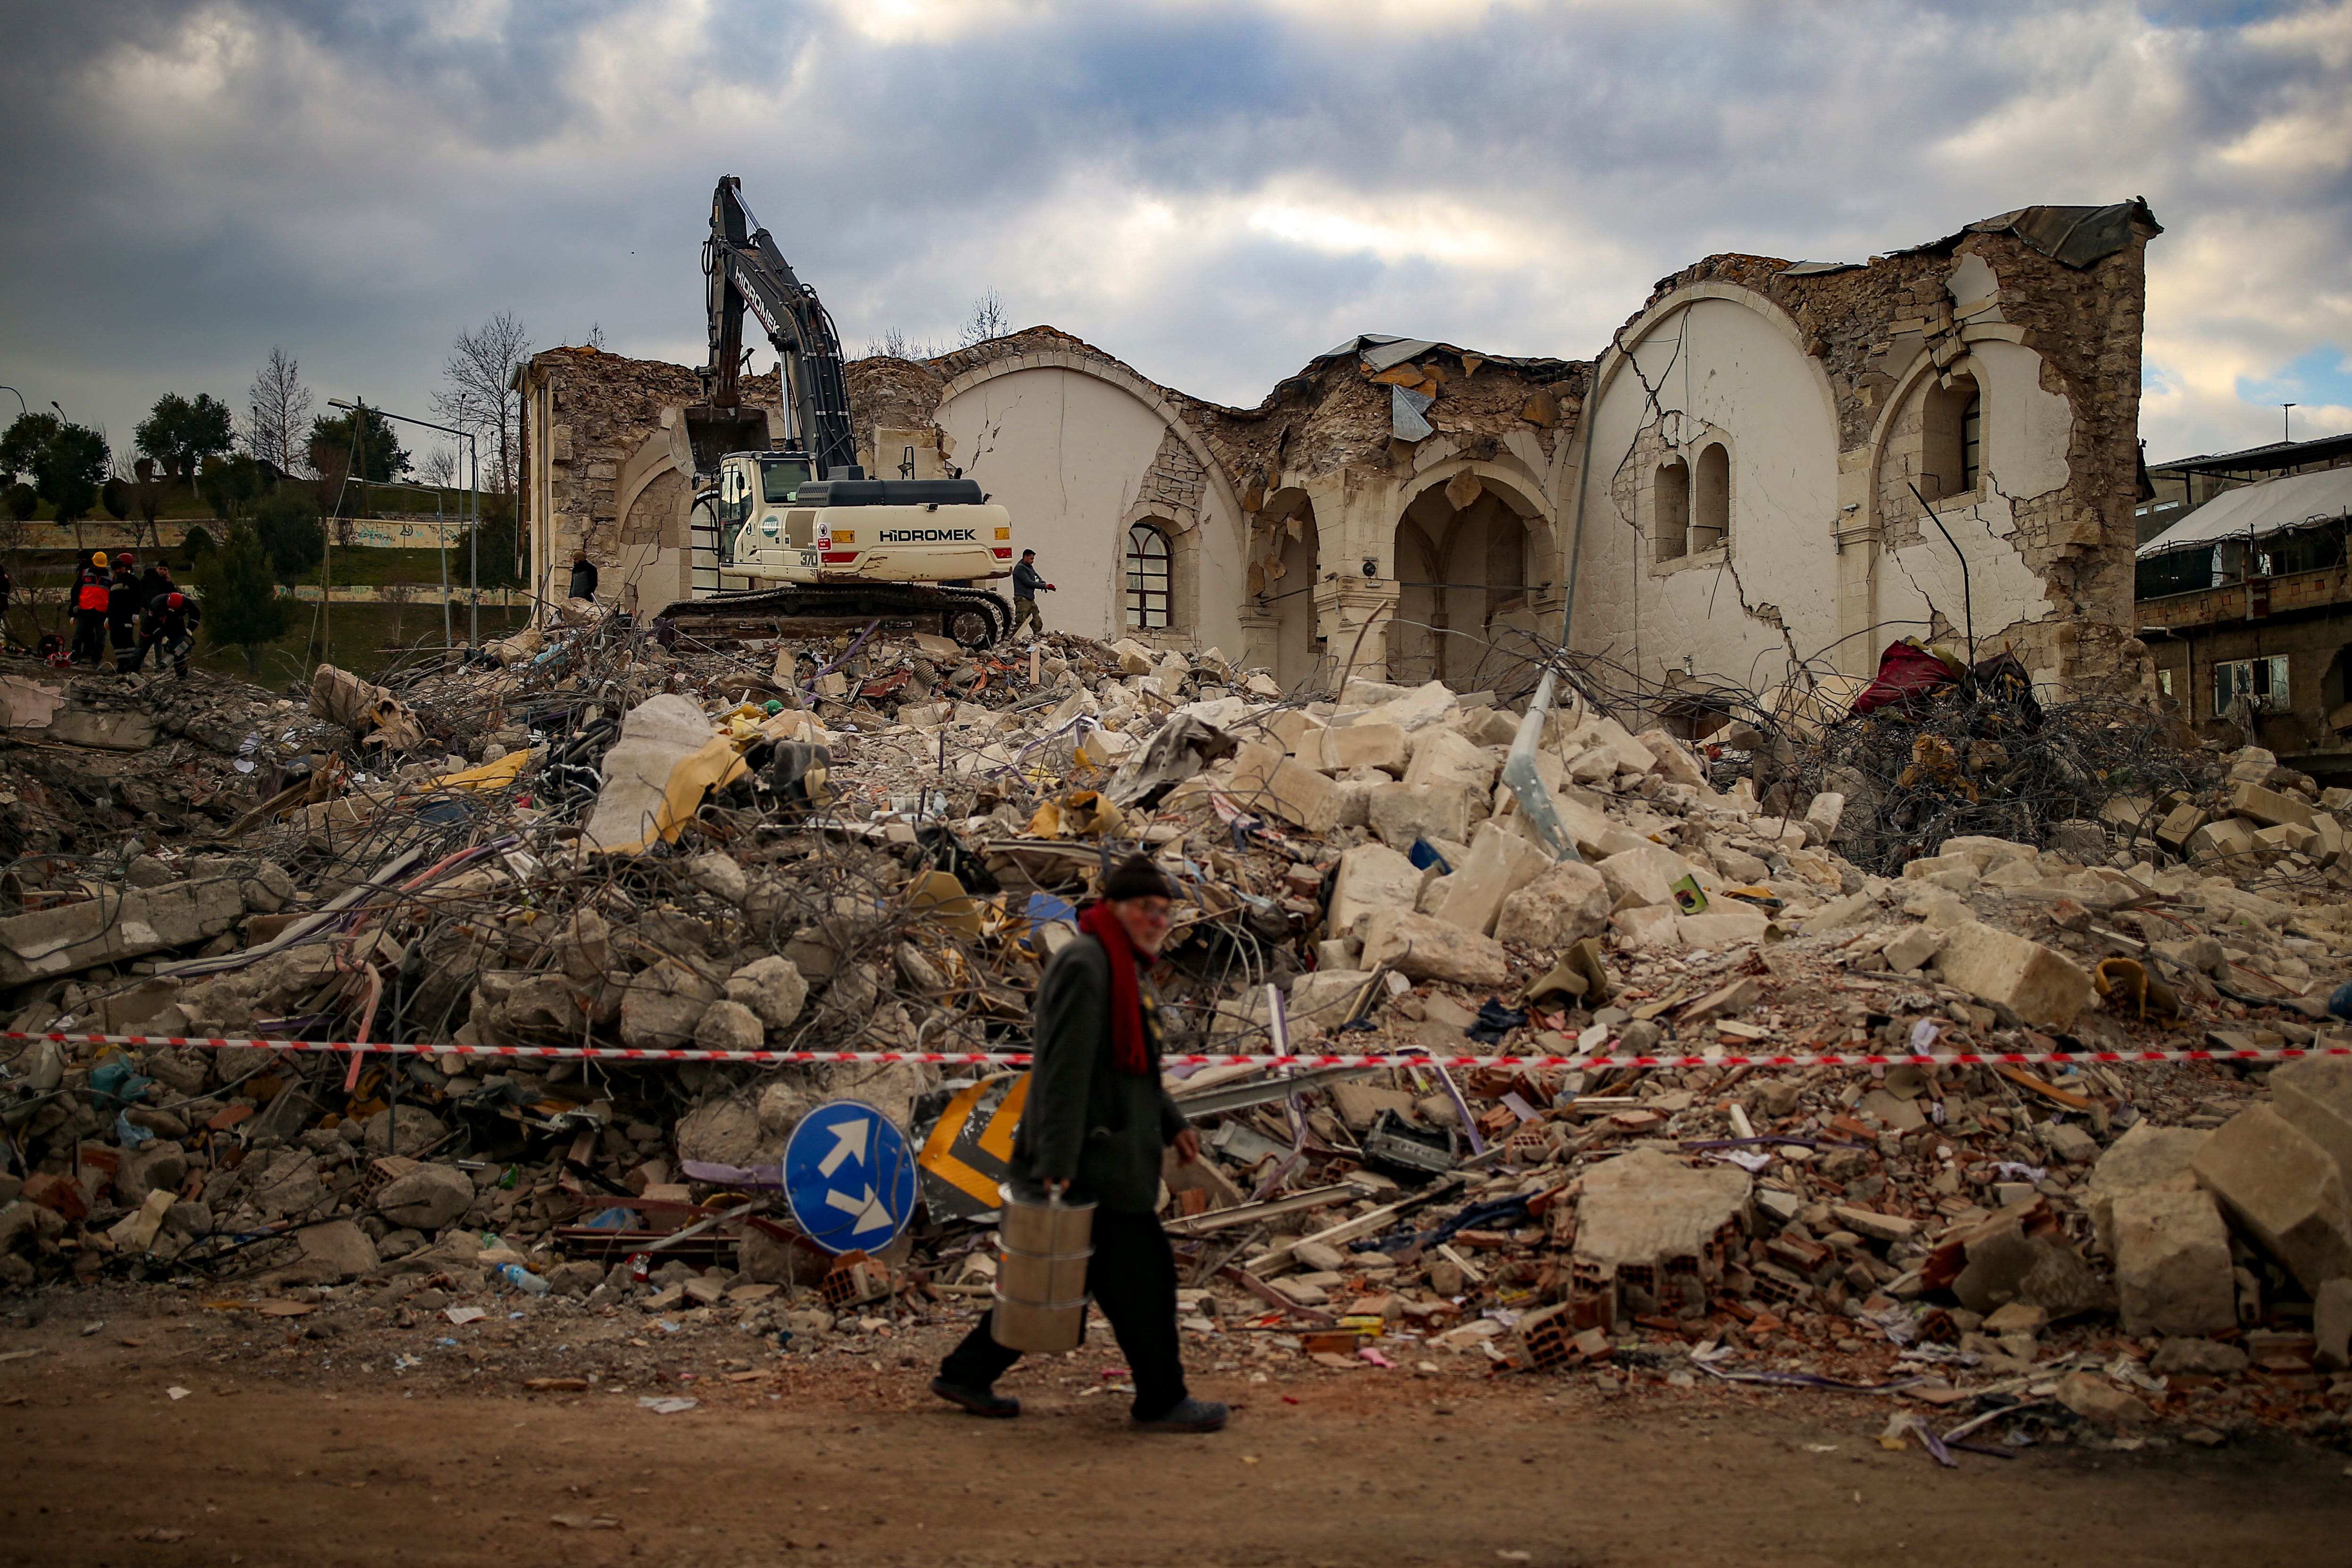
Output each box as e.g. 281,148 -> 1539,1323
1079,901 -> 1151,1077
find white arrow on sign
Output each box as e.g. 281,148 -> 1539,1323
817,1119 -> 868,1178
824,1184 -> 898,1236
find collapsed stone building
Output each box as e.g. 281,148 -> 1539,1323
517,199 -> 2158,703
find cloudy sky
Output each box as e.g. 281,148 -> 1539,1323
2,0 -> 2348,477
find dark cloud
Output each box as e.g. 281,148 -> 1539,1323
0,0 -> 2345,466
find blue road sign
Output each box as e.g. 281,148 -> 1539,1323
782,1100 -> 917,1255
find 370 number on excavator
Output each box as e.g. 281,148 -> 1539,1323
651,176 -> 1017,648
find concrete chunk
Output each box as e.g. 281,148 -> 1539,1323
2192,1103 -> 2352,1293
1229,740 -> 1344,834
1430,821 -> 1554,937
2086,1122 -> 2208,1253
2269,1056 -> 2352,1186
1596,846 -> 1723,910
1366,781 -> 1485,848
1329,842 -> 1421,935
1934,921 -> 2094,1029
2112,1187 -> 2237,1337
2231,780 -> 2317,831
1358,908 -> 1510,987
1402,728 -> 1501,795
1320,721 -> 1410,776
1494,861 -> 1611,953
1572,1149 -> 1749,1325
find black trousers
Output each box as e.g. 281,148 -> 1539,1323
71,609 -> 107,664
939,1208 -> 1188,1420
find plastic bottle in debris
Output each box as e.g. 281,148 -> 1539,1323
498,1263 -> 550,1297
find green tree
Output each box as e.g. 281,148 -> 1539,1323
198,453 -> 271,523
2,483 -> 35,524
308,407 -> 410,487
135,392 -> 236,482
1,413 -> 59,489
196,525 -> 292,678
182,524 -> 216,564
251,489 -> 324,587
34,423 -> 109,527
101,476 -> 131,521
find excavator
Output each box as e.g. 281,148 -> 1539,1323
652,176 -> 1015,647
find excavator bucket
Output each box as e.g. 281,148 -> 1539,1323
681,404 -> 770,478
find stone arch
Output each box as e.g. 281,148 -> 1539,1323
1385,468 -> 1537,689
937,347 -> 1245,527
1588,282 -> 1842,434
1255,485 -> 1323,688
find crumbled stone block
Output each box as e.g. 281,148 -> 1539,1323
1934,921 -> 2094,1029
1430,821 -> 1555,937
2269,1055 -> 2352,1185
2112,1187 -> 2237,1337
1366,781 -> 1486,848
1358,908 -> 1510,987
1328,843 -> 1422,935
1229,740 -> 1343,835
2231,780 -> 2318,831
2192,1104 -> 2352,1293
2086,1122 -> 2208,1253
1321,721 -> 1410,775
1494,860 -> 1611,952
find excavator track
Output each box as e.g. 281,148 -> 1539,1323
651,582 -> 1011,649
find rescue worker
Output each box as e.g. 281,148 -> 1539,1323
138,556 -> 173,609
1009,548 -> 1054,639
71,551 -> 111,665
931,853 -> 1229,1433
129,589 -> 200,678
108,552 -> 141,669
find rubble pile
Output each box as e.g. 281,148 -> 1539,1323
2,612 -> 2351,1456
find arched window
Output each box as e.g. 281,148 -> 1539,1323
1922,375 -> 1981,501
1693,442 -> 1729,552
1654,456 -> 1690,562
1125,523 -> 1172,628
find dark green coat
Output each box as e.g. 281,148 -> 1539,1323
1007,934 -> 1188,1213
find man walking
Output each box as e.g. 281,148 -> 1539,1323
71,551 -> 111,666
1009,548 -> 1053,639
931,855 -> 1228,1433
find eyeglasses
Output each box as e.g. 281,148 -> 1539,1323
1126,901 -> 1172,923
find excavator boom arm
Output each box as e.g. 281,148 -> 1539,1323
703,175 -> 859,478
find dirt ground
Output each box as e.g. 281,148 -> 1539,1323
1,1286 -> 2348,1568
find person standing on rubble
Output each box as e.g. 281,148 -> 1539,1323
138,556 -> 173,610
1009,548 -> 1053,639
931,853 -> 1229,1434
107,552 -> 141,670
71,551 -> 111,665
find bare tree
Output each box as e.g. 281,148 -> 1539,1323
862,327 -> 939,361
418,446 -> 457,488
585,323 -> 607,350
246,346 -> 313,475
958,291 -> 1010,348
432,311 -> 531,494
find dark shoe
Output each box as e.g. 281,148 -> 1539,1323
1131,1396 -> 1228,1433
931,1377 -> 1019,1418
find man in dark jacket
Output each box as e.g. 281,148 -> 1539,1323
108,553 -> 141,669
138,557 -> 173,610
1009,549 -> 1052,639
932,854 -> 1228,1433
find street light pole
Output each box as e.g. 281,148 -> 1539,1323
0,387 -> 25,420
330,397 -> 481,647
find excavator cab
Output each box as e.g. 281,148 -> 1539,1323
715,453 -> 815,564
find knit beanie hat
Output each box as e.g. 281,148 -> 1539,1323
1100,853 -> 1172,903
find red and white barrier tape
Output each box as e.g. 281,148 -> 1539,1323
6,1029 -> 2347,1073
